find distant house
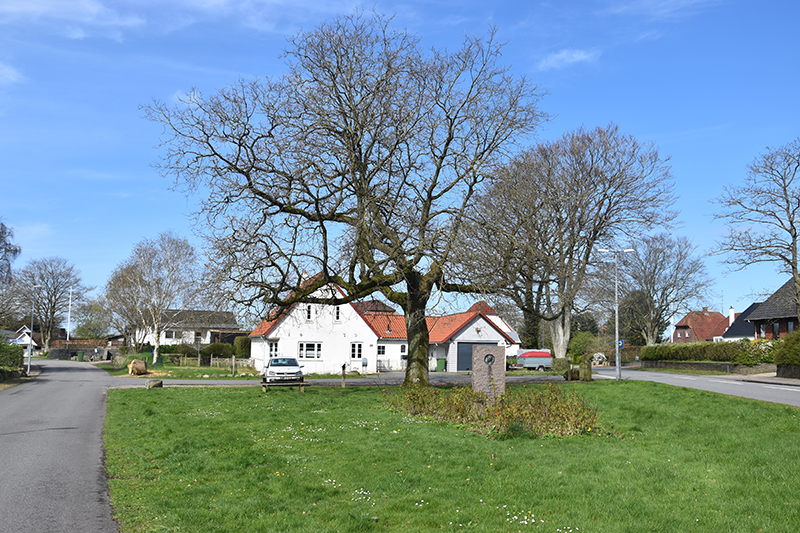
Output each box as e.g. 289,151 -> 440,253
9,326 -> 40,352
746,278 -> 799,340
138,310 -> 244,347
719,303 -> 760,342
672,307 -> 729,343
249,283 -> 519,374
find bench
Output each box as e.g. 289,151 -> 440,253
261,377 -> 306,393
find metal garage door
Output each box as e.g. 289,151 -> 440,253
456,343 -> 495,371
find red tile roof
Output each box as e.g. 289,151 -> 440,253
673,307 -> 729,342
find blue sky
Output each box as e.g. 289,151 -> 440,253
1,0 -> 798,323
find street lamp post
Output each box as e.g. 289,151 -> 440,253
598,248 -> 634,381
27,284 -> 42,374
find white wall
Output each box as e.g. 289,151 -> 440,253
251,302 -> 384,375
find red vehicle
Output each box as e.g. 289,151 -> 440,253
517,350 -> 553,371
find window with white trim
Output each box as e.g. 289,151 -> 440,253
377,345 -> 386,356
298,342 -> 322,359
306,304 -> 313,321
400,344 -> 406,354
351,342 -> 362,359
334,306 -> 341,321
268,341 -> 279,358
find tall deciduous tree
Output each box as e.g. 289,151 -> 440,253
105,231 -> 199,364
715,137 -> 800,319
15,257 -> 91,351
145,11 -> 545,386
616,233 -> 710,345
455,125 -> 675,359
73,297 -> 112,339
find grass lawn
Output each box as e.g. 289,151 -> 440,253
104,381 -> 800,532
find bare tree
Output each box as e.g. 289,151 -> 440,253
104,261 -> 147,354
454,125 -> 675,359
144,11 -> 545,386
0,221 -> 21,283
14,257 -> 91,352
715,137 -> 800,319
615,233 -> 711,345
105,231 -> 199,364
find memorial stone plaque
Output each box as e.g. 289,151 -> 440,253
471,345 -> 506,404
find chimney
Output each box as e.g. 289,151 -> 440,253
729,306 -> 735,327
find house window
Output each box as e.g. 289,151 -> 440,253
306,304 -> 313,321
789,321 -> 795,334
377,346 -> 386,356
401,344 -> 406,354
165,330 -> 175,339
351,343 -> 362,359
268,341 -> 279,358
298,342 -> 322,359
334,306 -> 341,321
773,322 -> 781,339
759,324 -> 766,339
676,332 -> 681,338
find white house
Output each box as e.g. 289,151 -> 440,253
137,310 -> 242,347
249,284 -> 519,374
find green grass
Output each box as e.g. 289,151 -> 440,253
104,381 -> 800,532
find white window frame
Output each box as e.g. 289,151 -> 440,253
377,345 -> 386,356
298,342 -> 322,359
268,341 -> 279,358
306,304 -> 313,321
334,306 -> 341,322
351,342 -> 362,359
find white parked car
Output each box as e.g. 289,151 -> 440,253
264,357 -> 304,382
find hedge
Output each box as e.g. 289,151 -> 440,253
774,332 -> 800,365
640,339 -> 776,366
0,343 -> 24,369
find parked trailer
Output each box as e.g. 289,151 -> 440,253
517,350 -> 553,371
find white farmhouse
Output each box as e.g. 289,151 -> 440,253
137,310 -> 242,347
249,285 -> 519,374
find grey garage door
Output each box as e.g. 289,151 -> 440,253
456,343 -> 496,371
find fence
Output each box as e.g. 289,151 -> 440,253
176,356 -> 255,369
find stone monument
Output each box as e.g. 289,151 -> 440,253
471,345 -> 506,405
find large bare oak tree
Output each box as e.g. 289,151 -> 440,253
144,12 -> 545,385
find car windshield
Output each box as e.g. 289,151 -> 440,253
270,358 -> 299,367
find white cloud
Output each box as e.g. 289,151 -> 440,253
0,62 -> 25,85
605,0 -> 719,20
538,48 -> 601,71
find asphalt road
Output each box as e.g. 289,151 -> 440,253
2,360 -> 799,533
593,366 -> 800,407
0,359 -> 119,532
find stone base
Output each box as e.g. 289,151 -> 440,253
777,365 -> 800,379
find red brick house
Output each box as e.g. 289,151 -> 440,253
746,278 -> 799,340
672,307 -> 729,343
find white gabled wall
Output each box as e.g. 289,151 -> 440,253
251,300 -> 383,375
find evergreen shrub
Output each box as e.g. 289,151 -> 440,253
201,343 -> 234,357
234,336 -> 251,356
774,332 -> 800,365
0,343 -> 24,369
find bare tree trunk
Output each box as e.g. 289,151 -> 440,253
549,312 -> 571,360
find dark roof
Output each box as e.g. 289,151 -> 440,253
746,279 -> 799,321
164,310 -> 239,329
721,303 -> 760,338
352,300 -> 396,314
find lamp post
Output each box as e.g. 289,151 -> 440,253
27,284 -> 42,374
598,248 -> 634,381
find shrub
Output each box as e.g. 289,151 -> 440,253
640,340 -> 776,366
383,384 -> 600,439
774,332 -> 800,365
201,342 -> 234,357
234,336 -> 251,356
0,343 -> 24,369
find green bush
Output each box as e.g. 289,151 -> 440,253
201,342 -> 234,357
640,340 -> 776,366
233,336 -> 251,356
0,343 -> 24,369
774,332 -> 800,365
552,358 -> 571,372
383,384 -> 600,439
567,331 -> 594,359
